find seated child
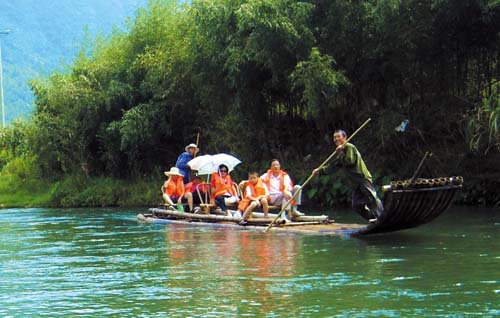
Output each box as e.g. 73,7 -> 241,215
238,171 -> 270,224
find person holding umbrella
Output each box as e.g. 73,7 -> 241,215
211,164 -> 239,216
175,143 -> 199,183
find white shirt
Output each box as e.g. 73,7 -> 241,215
260,172 -> 292,194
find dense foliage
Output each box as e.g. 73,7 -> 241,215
1,0 -> 500,207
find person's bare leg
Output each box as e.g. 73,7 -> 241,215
261,198 -> 269,218
242,201 -> 258,220
185,192 -> 193,212
163,194 -> 174,206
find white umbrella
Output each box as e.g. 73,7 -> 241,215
188,153 -> 241,175
187,155 -> 214,175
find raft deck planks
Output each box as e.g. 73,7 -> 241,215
137,212 -> 365,236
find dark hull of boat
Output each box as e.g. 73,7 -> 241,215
353,184 -> 462,235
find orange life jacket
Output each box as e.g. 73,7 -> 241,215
211,173 -> 235,197
164,177 -> 184,197
245,179 -> 269,199
261,170 -> 293,192
238,179 -> 270,211
185,181 -> 207,193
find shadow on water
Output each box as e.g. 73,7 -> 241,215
355,231 -> 429,246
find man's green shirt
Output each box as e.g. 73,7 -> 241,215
324,142 -> 372,184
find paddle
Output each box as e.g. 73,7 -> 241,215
264,118 -> 372,232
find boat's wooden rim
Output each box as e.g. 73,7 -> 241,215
390,184 -> 462,193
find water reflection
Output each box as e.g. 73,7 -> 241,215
165,225 -> 299,278
0,207 -> 498,317
162,224 -> 301,316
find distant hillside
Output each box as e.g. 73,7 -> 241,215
0,0 -> 148,123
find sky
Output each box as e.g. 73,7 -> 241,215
0,0 -> 150,123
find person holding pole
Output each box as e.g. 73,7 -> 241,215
313,129 -> 383,222
264,118 -> 371,232
175,143 -> 199,184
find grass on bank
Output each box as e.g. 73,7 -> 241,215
0,156 -> 162,208
48,176 -> 160,207
0,173 -> 53,208
0,156 -> 52,208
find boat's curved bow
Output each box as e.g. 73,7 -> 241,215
352,177 -> 462,235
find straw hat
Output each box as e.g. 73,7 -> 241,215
185,143 -> 200,154
164,167 -> 183,177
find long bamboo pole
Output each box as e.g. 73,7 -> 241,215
410,151 -> 432,182
193,132 -> 208,203
194,132 -> 200,158
264,118 -> 372,232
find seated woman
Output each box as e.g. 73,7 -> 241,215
184,175 -> 208,213
162,167 -> 191,212
210,164 -> 239,216
238,171 -> 270,224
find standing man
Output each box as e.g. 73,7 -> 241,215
313,130 -> 383,222
175,143 -> 199,184
260,159 -> 303,221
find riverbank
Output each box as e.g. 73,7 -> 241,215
0,151 -> 486,209
0,166 -> 483,209
0,173 -> 159,208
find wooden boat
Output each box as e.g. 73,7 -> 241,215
138,176 -> 463,236
354,176 -> 463,235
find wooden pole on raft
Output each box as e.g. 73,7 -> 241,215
410,151 -> 432,182
193,132 -> 208,204
264,118 -> 372,232
195,132 -> 200,158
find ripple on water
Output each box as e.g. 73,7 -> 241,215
391,276 -> 422,281
376,258 -> 405,263
479,280 -> 498,284
1,207 -> 499,318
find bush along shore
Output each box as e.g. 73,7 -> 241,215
0,159 -> 160,208
1,0 -> 500,207
0,153 -> 484,209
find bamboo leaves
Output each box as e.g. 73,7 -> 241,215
467,81 -> 500,154
290,47 -> 348,121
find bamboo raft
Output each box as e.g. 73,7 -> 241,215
138,176 -> 463,236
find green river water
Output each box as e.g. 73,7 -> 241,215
0,206 -> 498,317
